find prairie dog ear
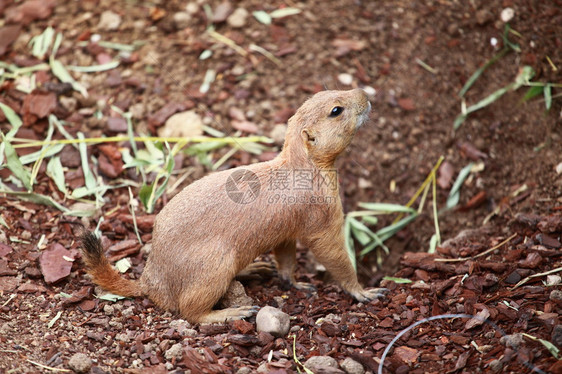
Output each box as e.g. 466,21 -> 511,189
301,129 -> 317,146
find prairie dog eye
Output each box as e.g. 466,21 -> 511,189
329,106 -> 344,117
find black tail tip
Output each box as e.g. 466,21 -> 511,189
80,231 -> 104,263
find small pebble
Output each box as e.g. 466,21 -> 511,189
550,289 -> 562,302
103,304 -> 115,316
68,353 -> 92,373
555,162 -> 562,175
338,73 -> 353,86
341,357 -> 365,374
500,333 -> 523,349
98,10 -> 122,31
362,86 -> 376,96
165,343 -> 183,361
256,306 -> 290,337
501,8 -> 514,23
304,356 -> 339,371
488,359 -> 503,373
227,8 -> 249,28
173,12 -> 192,29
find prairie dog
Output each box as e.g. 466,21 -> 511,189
81,89 -> 386,324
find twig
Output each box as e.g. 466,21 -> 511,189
26,359 -> 71,372
434,233 -> 517,262
511,266 -> 562,290
9,135 -> 273,149
415,58 -> 437,74
1,294 -> 16,307
207,29 -> 248,57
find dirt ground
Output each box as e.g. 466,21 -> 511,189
0,0 -> 561,373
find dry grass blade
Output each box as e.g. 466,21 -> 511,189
11,135 -> 273,149
522,333 -> 560,360
510,266 -> 562,290
26,359 -> 71,372
208,29 -> 248,57
392,156 -> 444,224
249,44 -> 282,67
435,233 -> 517,262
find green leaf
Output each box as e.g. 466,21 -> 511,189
0,214 -> 8,229
359,232 -> 389,256
199,50 -> 212,60
361,215 -> 379,225
375,213 -> 418,242
67,60 -> 120,73
115,258 -> 132,273
199,69 -> 216,94
253,10 -> 272,25
357,202 -> 416,214
502,24 -> 521,52
139,184 -> 153,211
46,156 -> 66,193
350,225 -> 372,246
0,102 -> 23,137
348,216 -> 376,236
453,114 -> 467,130
513,66 -> 535,89
47,310 -> 62,328
0,190 -> 68,212
51,32 -> 63,57
458,48 -> 509,98
269,8 -> 301,18
446,163 -> 474,209
1,135 -> 32,190
50,58 -> 88,97
382,276 -> 412,284
19,144 -> 64,165
466,85 -> 512,114
29,27 -> 55,59
429,233 -> 438,253
521,85 -> 544,103
65,202 -> 99,217
544,84 -> 552,111
96,293 -> 126,302
77,132 -> 97,191
522,333 -> 560,360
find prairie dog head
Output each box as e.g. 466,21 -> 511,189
284,89 -> 371,167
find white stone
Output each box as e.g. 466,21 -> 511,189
174,12 -> 192,29
186,3 -> 199,14
256,306 -> 290,337
227,8 -> 249,28
304,356 -> 339,371
362,86 -> 376,96
358,177 -> 372,189
341,357 -> 365,374
501,8 -> 514,23
98,11 -> 122,31
68,353 -> 92,373
158,110 -> 204,138
165,343 -> 184,361
555,162 -> 562,175
338,73 -> 353,86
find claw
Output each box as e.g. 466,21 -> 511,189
351,287 -> 389,302
294,282 -> 316,292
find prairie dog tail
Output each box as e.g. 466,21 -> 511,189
80,231 -> 142,297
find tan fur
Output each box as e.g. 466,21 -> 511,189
82,89 -> 384,324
